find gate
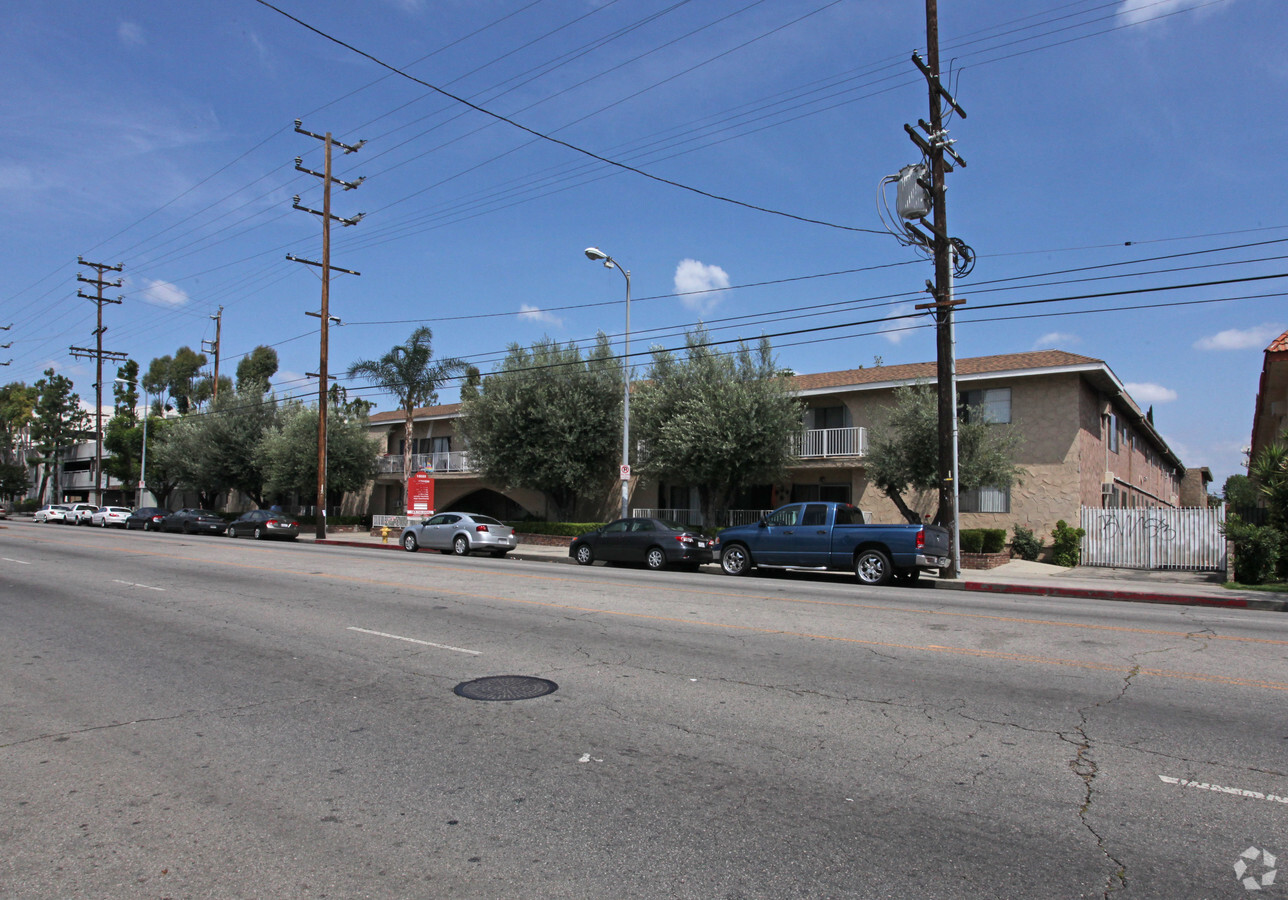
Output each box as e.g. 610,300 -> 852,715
1079,507 -> 1226,571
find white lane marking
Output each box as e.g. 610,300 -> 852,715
347,626 -> 481,656
1159,775 -> 1288,804
112,579 -> 165,592
1,558 -> 30,565
578,753 -> 602,763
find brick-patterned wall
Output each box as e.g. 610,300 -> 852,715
960,552 -> 1011,570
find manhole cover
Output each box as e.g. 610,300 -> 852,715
454,675 -> 558,701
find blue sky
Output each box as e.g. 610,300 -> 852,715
2,0 -> 1283,490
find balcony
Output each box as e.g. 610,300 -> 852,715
376,451 -> 474,476
790,426 -> 867,459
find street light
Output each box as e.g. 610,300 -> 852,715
114,378 -> 148,509
584,247 -> 632,519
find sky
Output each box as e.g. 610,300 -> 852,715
2,0 -> 1284,491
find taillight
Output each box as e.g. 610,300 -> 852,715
266,519 -> 278,527
676,534 -> 695,544
476,524 -> 489,533
915,528 -> 925,549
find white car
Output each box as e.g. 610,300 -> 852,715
67,503 -> 99,525
34,503 -> 71,523
90,506 -> 133,528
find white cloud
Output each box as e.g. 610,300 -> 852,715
1193,323 -> 1285,351
878,304 -> 918,345
519,304 -> 562,327
117,22 -> 145,46
674,259 -> 729,315
1032,332 -> 1079,350
1117,0 -> 1191,25
138,278 -> 189,308
1124,382 -> 1177,405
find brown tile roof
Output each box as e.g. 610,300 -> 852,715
369,402 -> 461,425
789,349 -> 1104,392
1268,328 -> 1288,353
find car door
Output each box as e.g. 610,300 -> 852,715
624,519 -> 659,563
752,505 -> 803,565
787,504 -> 833,567
595,520 -> 632,561
422,514 -> 460,550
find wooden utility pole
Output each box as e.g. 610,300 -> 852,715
204,306 -> 223,400
908,0 -> 968,578
71,258 -> 126,507
291,121 -> 364,539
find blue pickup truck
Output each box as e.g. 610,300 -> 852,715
714,501 -> 951,586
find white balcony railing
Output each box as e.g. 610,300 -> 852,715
790,426 -> 867,459
376,451 -> 474,476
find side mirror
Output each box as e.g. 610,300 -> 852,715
758,519 -> 767,528
421,517 -> 431,525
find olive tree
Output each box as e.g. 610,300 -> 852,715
866,382 -> 1025,524
457,335 -> 622,520
632,328 -> 803,525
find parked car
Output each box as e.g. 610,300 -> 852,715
569,518 -> 714,570
124,507 -> 168,531
160,509 -> 228,536
714,501 -> 951,586
34,503 -> 71,524
227,509 -> 299,541
90,506 -> 133,528
67,503 -> 99,525
400,512 -> 517,557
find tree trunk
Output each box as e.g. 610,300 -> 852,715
883,486 -> 924,524
402,406 -> 414,511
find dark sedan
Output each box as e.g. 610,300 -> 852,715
227,509 -> 299,541
160,509 -> 228,536
569,517 -> 714,570
124,507 -> 169,531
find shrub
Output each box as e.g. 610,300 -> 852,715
1223,516 -> 1283,585
959,529 -> 984,554
981,529 -> 1007,554
15,498 -> 40,513
1051,519 -> 1086,567
1011,524 -> 1042,561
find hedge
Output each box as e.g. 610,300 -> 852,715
960,528 -> 1007,555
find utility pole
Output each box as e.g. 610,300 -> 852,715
203,306 -> 223,400
290,120 -> 364,540
71,258 -> 127,507
907,0 -> 968,579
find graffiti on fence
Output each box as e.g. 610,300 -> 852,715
1096,512 -> 1177,542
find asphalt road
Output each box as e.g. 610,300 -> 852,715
2,521 -> 1286,899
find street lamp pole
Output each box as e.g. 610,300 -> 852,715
584,247 -> 632,519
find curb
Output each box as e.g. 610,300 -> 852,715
309,537 -> 1287,612
935,579 -> 1288,612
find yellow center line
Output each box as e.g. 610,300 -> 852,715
12,532 -> 1288,691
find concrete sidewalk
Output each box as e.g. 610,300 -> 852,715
311,529 -> 1288,613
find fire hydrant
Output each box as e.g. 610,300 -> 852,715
380,525 -> 391,544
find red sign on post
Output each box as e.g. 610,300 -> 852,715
408,471 -> 435,515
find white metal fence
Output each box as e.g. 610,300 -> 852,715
1079,506 -> 1226,571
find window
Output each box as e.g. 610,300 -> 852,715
801,504 -> 828,526
810,405 -> 848,430
834,505 -> 865,526
959,388 -> 1011,424
431,436 -> 451,454
959,486 -> 1010,513
603,520 -> 630,534
1105,413 -> 1119,452
766,506 -> 801,527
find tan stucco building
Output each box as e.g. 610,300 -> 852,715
360,349 -> 1191,540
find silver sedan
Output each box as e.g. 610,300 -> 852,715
400,512 -> 517,558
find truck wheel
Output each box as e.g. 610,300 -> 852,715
720,544 -> 752,576
855,549 -> 893,586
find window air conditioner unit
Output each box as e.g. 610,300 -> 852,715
1101,473 -> 1115,495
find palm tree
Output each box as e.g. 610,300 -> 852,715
347,327 -> 465,507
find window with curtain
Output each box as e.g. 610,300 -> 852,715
959,388 -> 1011,424
959,485 -> 1010,513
